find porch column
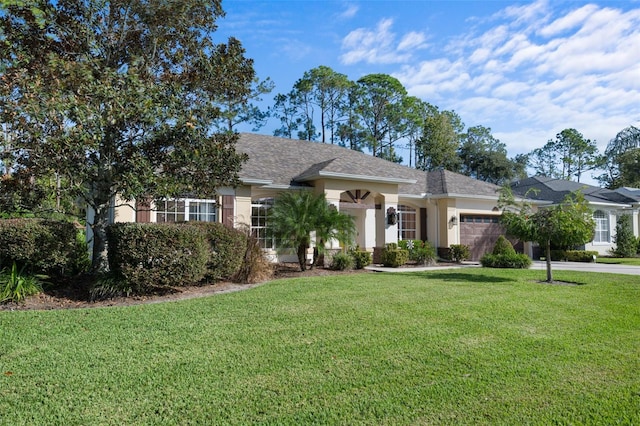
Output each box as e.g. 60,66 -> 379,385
375,193 -> 398,247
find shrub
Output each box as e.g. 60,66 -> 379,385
565,250 -> 598,262
549,249 -> 567,261
90,272 -> 134,301
0,262 -> 43,303
480,253 -> 532,269
492,236 -> 516,256
0,218 -> 89,277
449,244 -> 471,263
612,214 -> 636,258
181,222 -> 248,281
232,225 -> 273,284
106,223 -> 209,294
381,243 -> 409,267
330,252 -> 353,271
398,240 -> 437,265
348,248 -> 371,269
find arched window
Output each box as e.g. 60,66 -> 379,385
397,205 -> 417,240
593,210 -> 609,243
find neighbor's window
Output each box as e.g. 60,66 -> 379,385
593,210 -> 609,243
251,198 -> 274,249
156,199 -> 217,223
397,205 -> 417,240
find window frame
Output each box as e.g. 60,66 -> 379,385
592,210 -> 610,243
155,198 -> 218,223
397,204 -> 417,241
251,198 -> 275,250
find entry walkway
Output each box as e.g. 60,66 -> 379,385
366,261 -> 640,276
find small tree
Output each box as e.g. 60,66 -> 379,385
499,188 -> 595,282
268,191 -> 355,271
612,214 -> 636,258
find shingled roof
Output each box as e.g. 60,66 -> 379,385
235,133 -> 501,198
510,176 -> 635,206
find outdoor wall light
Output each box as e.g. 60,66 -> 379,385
386,207 -> 397,225
449,215 -> 458,226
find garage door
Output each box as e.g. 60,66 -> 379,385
460,215 -> 505,261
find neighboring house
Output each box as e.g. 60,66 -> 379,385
510,176 -> 640,255
111,133 -> 506,261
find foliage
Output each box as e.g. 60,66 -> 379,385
500,187 -> 595,281
381,243 -> 409,267
0,218 -> 89,277
348,247 -> 372,269
89,272 -> 134,301
329,252 -> 354,271
268,191 -> 356,271
597,125 -> 640,188
566,250 -> 598,262
528,128 -> 599,182
398,239 -> 436,265
0,261 -> 42,303
449,244 -> 471,263
1,1 -> 253,271
458,126 -> 527,185
106,223 -> 209,294
480,253 -> 532,269
492,235 -> 516,256
181,222 -> 248,281
611,214 -> 636,258
416,108 -> 463,172
232,225 -> 273,284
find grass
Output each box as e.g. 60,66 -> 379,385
595,256 -> 640,266
1,268 -> 639,425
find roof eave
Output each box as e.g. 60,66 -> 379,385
297,171 -> 416,185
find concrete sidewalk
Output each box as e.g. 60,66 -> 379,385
366,261 -> 640,276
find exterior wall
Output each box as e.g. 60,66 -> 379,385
112,195 -> 136,223
584,209 -> 617,255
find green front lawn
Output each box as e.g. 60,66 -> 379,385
1,269 -> 639,425
595,256 -> 640,266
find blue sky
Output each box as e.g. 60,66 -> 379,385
216,0 -> 640,176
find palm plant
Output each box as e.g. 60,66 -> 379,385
268,191 -> 356,271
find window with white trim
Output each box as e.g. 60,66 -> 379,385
398,205 -> 417,240
593,210 -> 609,243
251,198 -> 274,249
156,199 -> 217,223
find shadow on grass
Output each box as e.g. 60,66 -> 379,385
391,271 -> 513,284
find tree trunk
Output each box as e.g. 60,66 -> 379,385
297,244 -> 307,271
90,205 -> 110,273
545,240 -> 553,282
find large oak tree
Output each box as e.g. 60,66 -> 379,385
1,1 -> 254,270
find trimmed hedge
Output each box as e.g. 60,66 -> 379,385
106,223 -> 209,293
480,253 -> 532,269
492,236 -> 516,256
330,252 -> 353,271
349,248 -> 372,269
549,249 -> 598,262
449,244 -> 471,263
398,239 -> 437,265
381,243 -> 409,267
180,222 -> 248,281
0,218 -> 89,276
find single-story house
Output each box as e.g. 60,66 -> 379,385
110,133 -> 508,262
108,134 -> 640,262
510,176 -> 640,255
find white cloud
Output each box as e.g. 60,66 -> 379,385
394,1 -> 640,160
340,18 -> 427,65
338,3 -> 359,20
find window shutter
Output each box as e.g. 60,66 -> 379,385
222,195 -> 235,228
136,197 -> 151,223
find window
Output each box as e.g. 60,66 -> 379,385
397,205 -> 417,240
251,198 -> 274,249
593,210 -> 609,243
156,199 -> 217,223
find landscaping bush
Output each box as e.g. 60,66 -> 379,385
180,222 -> 248,281
481,237 -> 531,269
565,250 -> 598,262
480,253 -> 532,269
0,261 -> 43,303
398,240 -> 437,265
232,225 -> 273,284
381,243 -> 409,267
106,223 -> 209,294
549,249 -> 567,261
449,244 -> 471,263
0,218 -> 89,277
348,247 -> 371,269
612,214 -> 636,258
492,236 -> 516,256
330,252 -> 354,271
